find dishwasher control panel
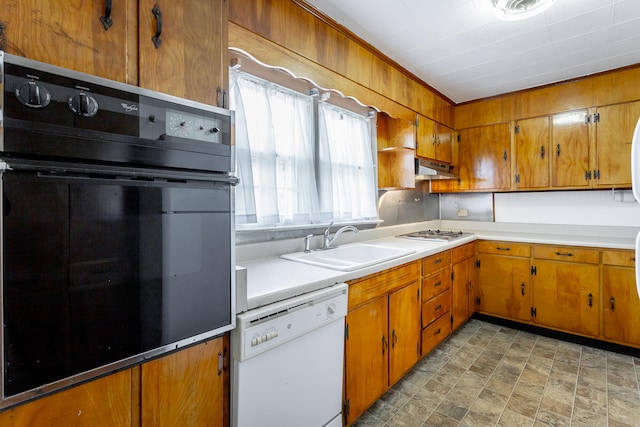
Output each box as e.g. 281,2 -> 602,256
232,284 -> 348,361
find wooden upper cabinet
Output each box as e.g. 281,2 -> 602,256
0,0 -> 133,83
551,109 -> 591,188
514,116 -> 550,190
457,123 -> 511,191
377,112 -> 416,190
416,114 -> 452,164
594,101 -> 640,188
138,0 -> 228,106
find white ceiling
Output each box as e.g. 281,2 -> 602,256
304,0 -> 640,103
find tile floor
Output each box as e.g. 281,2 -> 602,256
352,319 -> 640,427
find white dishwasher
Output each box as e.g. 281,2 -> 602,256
231,283 -> 348,427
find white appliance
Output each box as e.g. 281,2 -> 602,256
231,283 -> 348,427
632,117 -> 640,298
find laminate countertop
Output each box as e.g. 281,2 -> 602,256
235,220 -> 639,312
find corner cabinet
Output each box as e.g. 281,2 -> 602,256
476,241 -> 531,322
344,261 -> 420,425
0,0 -> 229,106
431,123 -> 511,192
377,112 -> 416,190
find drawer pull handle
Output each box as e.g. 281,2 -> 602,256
554,251 -> 573,257
434,259 -> 442,265
435,304 -> 442,311
496,247 -> 511,251
434,328 -> 441,336
632,257 -> 636,262
434,281 -> 442,287
152,4 -> 163,48
588,293 -> 593,308
610,296 -> 615,311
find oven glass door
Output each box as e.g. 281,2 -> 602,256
1,170 -> 232,399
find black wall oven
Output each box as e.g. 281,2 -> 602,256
0,52 -> 236,408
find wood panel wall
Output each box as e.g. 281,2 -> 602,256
228,0 -> 454,126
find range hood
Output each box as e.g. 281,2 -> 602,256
415,158 -> 458,180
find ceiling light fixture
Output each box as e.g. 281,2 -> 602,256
491,0 -> 556,21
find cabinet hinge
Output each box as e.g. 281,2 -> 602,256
345,323 -> 349,340
593,112 -> 600,123
531,307 -> 537,317
514,125 -> 520,134
343,400 -> 350,416
475,296 -> 481,306
515,174 -> 520,184
585,170 -> 592,181
450,315 -> 454,327
451,271 -> 455,281
476,259 -> 481,268
585,114 -> 592,124
531,265 -> 537,275
457,134 -> 461,142
594,169 -> 600,180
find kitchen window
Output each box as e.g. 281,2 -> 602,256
230,65 -> 378,230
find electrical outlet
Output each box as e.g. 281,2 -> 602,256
457,208 -> 469,217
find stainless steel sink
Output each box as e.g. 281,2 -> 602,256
280,243 -> 415,271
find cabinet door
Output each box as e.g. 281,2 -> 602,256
138,0 -> 228,106
0,0 -> 132,82
603,265 -> 640,347
0,370 -> 133,426
514,116 -> 550,189
142,335 -> 228,427
388,282 -> 421,385
435,123 -> 453,164
451,257 -> 470,331
458,123 -> 511,191
594,101 -> 640,187
477,253 -> 530,321
532,260 -> 599,337
344,297 -> 388,426
551,110 -> 591,188
416,113 -> 436,159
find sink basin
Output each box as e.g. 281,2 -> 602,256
280,243 -> 415,271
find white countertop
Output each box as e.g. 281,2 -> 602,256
236,220 -> 639,312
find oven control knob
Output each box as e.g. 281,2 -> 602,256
68,93 -> 99,117
15,82 -> 51,108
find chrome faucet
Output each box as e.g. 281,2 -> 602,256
322,222 -> 358,250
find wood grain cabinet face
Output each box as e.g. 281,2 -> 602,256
416,114 -> 453,164
476,241 -> 531,322
514,116 -> 550,190
344,262 -> 420,425
451,242 -> 476,331
594,101 -> 640,188
377,113 -> 416,190
531,245 -> 600,337
0,0 -> 132,83
551,110 -> 591,188
602,250 -> 640,346
420,250 -> 452,356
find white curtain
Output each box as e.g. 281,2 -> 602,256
318,103 -> 378,222
230,71 -> 319,226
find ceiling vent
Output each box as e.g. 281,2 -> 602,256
491,0 -> 555,21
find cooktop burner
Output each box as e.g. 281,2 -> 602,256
396,229 -> 474,241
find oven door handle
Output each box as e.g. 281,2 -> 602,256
1,159 -> 239,185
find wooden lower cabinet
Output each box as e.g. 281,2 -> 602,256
477,241 -> 531,322
451,242 -> 476,331
420,251 -> 452,356
0,335 -> 229,426
531,245 -> 600,337
603,249 -> 640,346
344,261 -> 420,425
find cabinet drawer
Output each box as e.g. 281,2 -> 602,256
452,242 -> 475,264
602,249 -> 636,267
348,261 -> 420,309
421,313 -> 451,356
421,267 -> 451,301
533,245 -> 599,264
478,241 -> 530,257
422,250 -> 451,274
422,289 -> 450,328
